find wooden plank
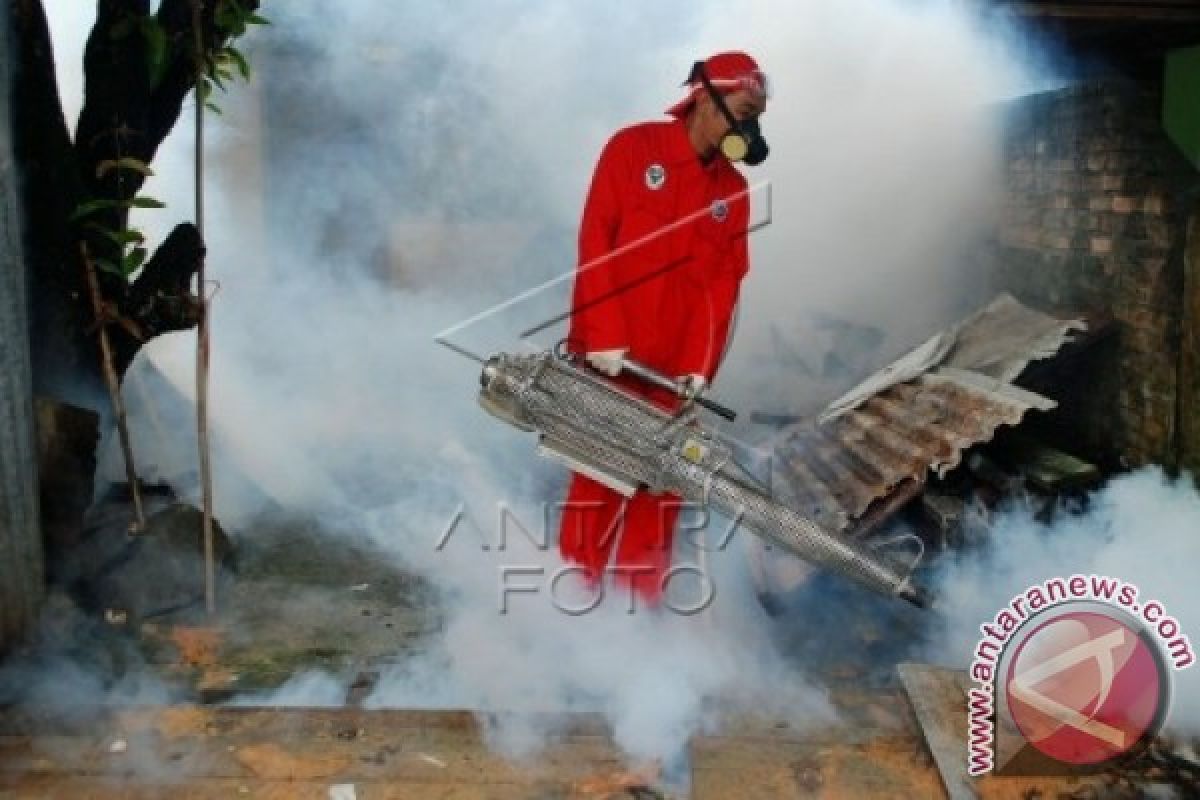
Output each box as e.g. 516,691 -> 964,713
0,707 -> 628,788
0,701 -> 945,798
897,664 -> 1122,800
0,706 -> 611,739
0,732 -> 625,785
690,691 -> 916,747
690,731 -> 946,800
687,693 -> 944,799
0,773 -> 573,799
897,663 -> 977,800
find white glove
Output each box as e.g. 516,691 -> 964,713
679,373 -> 707,399
586,348 -> 628,377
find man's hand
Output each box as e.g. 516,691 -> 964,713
586,348 -> 628,377
678,373 -> 707,400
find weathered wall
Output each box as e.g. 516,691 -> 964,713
1183,205 -> 1200,476
977,81 -> 1200,470
0,8 -> 44,651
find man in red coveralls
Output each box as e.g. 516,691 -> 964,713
559,51 -> 769,605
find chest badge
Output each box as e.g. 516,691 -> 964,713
711,199 -> 729,222
644,163 -> 666,190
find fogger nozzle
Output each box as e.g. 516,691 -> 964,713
899,582 -> 934,609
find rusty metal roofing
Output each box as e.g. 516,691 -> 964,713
765,295 -> 1084,537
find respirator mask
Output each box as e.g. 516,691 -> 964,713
690,61 -> 769,166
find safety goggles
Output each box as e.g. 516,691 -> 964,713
685,61 -> 770,101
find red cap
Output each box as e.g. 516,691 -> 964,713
666,51 -> 768,118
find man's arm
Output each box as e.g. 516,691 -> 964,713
569,134 -> 630,355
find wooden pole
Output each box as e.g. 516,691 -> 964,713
80,242 -> 145,533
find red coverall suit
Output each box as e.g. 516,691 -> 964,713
559,116 -> 751,603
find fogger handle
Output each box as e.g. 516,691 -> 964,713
620,358 -> 738,422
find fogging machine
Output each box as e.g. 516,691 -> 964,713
477,350 -> 931,608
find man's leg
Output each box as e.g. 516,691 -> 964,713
558,472 -> 627,589
612,491 -> 682,605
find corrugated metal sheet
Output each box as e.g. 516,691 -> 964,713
0,3 -> 44,653
766,295 -> 1083,538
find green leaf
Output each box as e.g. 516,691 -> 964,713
84,222 -> 144,246
122,247 -> 148,276
246,13 -> 270,25
205,102 -> 223,115
225,46 -> 251,81
197,79 -> 213,102
70,198 -> 120,221
96,157 -> 154,179
128,195 -> 166,210
120,157 -> 154,177
115,228 -> 146,246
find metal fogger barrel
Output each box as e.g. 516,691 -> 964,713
478,351 -> 931,608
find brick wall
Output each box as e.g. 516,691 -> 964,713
1184,211 -> 1200,476
977,81 -> 1200,470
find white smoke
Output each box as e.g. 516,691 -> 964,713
228,669 -> 346,707
688,0 -> 1037,414
924,467 -> 1200,735
38,0 -> 1070,774
354,488 -> 838,772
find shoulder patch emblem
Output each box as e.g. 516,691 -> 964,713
644,163 -> 666,190
711,199 -> 729,222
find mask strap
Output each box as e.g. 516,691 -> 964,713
692,62 -> 743,131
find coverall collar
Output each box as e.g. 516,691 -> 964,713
662,116 -> 719,173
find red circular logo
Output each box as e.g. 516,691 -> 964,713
1004,609 -> 1167,766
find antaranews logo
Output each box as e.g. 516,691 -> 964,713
966,575 -> 1193,777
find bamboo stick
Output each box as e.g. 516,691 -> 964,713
80,242 -> 145,533
192,0 -> 216,616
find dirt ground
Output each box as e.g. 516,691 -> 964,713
145,515 -> 441,698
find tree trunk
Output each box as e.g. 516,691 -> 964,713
7,0 -> 256,410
